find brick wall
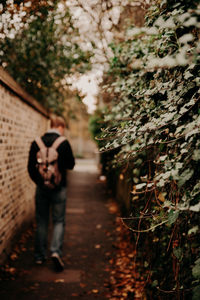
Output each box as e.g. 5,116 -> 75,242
0,68 -> 49,263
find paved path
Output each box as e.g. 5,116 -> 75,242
0,159 -> 117,299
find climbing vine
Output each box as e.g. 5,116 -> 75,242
98,0 -> 200,298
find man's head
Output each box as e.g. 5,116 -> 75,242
50,115 -> 66,135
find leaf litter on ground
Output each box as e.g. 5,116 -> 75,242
105,200 -> 147,299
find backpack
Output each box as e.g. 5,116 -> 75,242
35,136 -> 66,189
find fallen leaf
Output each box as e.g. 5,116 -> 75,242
96,224 -> 102,229
54,279 -> 65,283
108,203 -> 118,214
10,253 -> 18,261
99,175 -> 106,182
158,192 -> 165,202
80,283 -> 87,288
6,267 -> 16,275
119,173 -> 124,180
106,213 -> 147,299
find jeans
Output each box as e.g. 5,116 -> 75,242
35,186 -> 66,261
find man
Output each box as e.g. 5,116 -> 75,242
28,115 -> 75,271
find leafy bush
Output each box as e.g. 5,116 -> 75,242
99,1 -> 200,298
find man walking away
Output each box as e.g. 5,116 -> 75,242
28,115 -> 75,271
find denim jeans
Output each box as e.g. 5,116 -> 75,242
35,186 -> 66,261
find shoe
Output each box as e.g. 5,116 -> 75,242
51,252 -> 64,272
35,256 -> 46,265
35,259 -> 44,265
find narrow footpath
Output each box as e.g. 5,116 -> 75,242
0,159 -> 118,300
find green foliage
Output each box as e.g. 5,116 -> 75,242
192,258 -> 200,300
99,0 -> 200,298
0,1 -> 91,114
88,108 -> 116,175
89,109 -> 106,147
192,258 -> 200,279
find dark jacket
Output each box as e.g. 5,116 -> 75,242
28,131 -> 75,189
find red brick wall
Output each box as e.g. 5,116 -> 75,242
0,68 -> 49,263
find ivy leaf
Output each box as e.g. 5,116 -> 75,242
184,70 -> 193,79
178,169 -> 194,187
192,258 -> 200,279
135,183 -> 146,190
173,247 -> 183,261
188,226 -> 199,235
151,280 -> 158,287
190,202 -> 200,212
192,150 -> 200,161
168,210 -> 179,225
192,285 -> 200,300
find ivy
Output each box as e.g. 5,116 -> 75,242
98,0 -> 200,298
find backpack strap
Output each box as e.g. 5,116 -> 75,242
35,136 -> 46,150
51,136 -> 66,150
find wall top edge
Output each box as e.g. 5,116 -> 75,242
0,67 -> 49,118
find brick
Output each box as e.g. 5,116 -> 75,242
0,73 -> 48,263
